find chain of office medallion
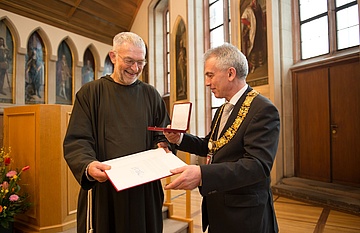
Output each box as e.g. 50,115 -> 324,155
208,89 -> 259,154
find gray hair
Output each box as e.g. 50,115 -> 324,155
113,32 -> 146,54
203,43 -> 248,79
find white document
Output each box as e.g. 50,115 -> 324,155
104,148 -> 187,192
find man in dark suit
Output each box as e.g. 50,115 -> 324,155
164,43 -> 280,233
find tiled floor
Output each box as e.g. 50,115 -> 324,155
168,189 -> 360,233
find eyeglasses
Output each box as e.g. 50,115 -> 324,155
117,54 -> 147,67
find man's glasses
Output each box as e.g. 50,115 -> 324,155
118,54 -> 147,67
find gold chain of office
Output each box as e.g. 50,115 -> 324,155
208,89 -> 259,154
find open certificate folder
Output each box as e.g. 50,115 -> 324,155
104,148 -> 187,191
148,102 -> 192,133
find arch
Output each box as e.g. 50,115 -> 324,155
147,0 -> 169,92
27,27 -> 52,59
81,47 -> 95,85
173,16 -> 187,101
56,40 -> 73,104
103,54 -> 113,76
85,44 -> 100,71
0,17 -> 20,54
58,36 -> 79,67
0,18 -> 18,103
25,29 -> 47,104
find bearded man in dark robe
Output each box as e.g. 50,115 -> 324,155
63,32 -> 171,233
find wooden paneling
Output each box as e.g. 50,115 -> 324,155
293,55 -> 360,187
294,68 -> 331,182
7,112 -> 37,220
3,104 -> 78,232
330,60 -> 360,186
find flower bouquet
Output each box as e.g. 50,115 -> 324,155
0,147 -> 31,229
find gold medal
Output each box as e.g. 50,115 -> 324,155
208,140 -> 213,150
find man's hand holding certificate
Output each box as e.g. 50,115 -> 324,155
104,148 -> 187,191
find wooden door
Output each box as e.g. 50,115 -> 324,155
294,68 -> 331,182
330,60 -> 360,186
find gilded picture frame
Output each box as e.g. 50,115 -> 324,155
25,31 -> 46,104
174,18 -> 187,101
0,20 -> 14,104
240,0 -> 268,87
56,41 -> 73,105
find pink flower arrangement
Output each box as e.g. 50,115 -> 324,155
0,147 -> 31,229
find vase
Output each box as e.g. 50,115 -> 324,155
0,222 -> 13,233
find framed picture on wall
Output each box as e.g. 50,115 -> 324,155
240,0 -> 268,87
0,20 -> 14,104
25,31 -> 45,104
175,18 -> 187,101
103,54 -> 114,76
82,48 -> 95,85
56,41 -> 72,105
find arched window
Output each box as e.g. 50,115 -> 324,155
103,54 -> 113,76
175,18 -> 187,101
56,41 -> 72,104
204,0 -> 231,116
149,0 -> 169,96
0,20 -> 14,104
25,31 -> 45,104
164,9 -> 170,95
149,0 -> 170,110
82,48 -> 95,85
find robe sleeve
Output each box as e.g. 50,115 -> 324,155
143,83 -> 172,149
63,86 -> 98,190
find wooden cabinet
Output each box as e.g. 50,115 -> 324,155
292,55 -> 360,187
3,104 -> 79,232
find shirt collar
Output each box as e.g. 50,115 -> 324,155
228,84 -> 248,106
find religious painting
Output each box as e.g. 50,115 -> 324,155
103,54 -> 113,76
240,0 -> 268,87
25,31 -> 45,104
56,41 -> 72,105
141,45 -> 149,83
82,48 -> 95,85
175,18 -> 187,101
0,20 -> 14,104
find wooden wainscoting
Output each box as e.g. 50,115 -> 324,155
3,104 -> 79,233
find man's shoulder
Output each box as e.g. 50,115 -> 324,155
77,77 -> 107,94
254,93 -> 274,104
251,94 -> 279,116
138,80 -> 160,93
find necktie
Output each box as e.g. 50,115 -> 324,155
217,103 -> 234,139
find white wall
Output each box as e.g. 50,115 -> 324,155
0,9 -> 112,106
0,10 -> 112,65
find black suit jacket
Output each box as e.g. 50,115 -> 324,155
177,87 -> 280,233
